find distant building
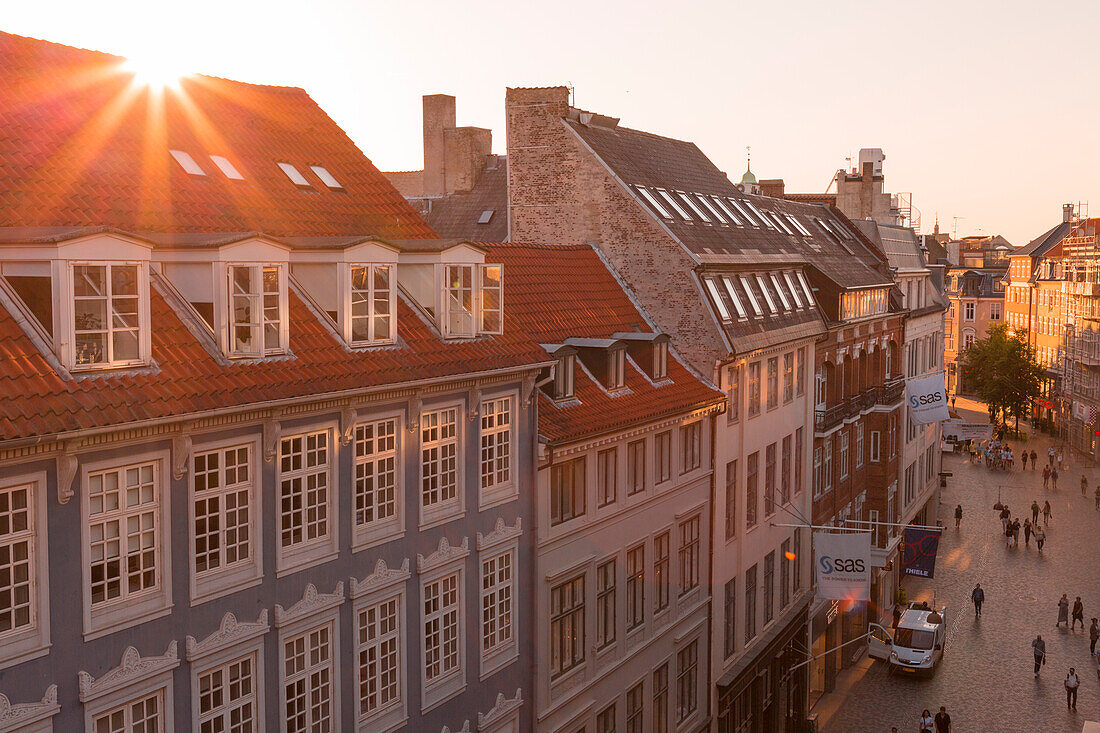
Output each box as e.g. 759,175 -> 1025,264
944,235 -> 1012,395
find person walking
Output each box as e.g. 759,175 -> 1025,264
954,504 -> 962,529
1024,518 -> 1032,547
1049,446 -> 1056,466
1090,618 -> 1099,655
1000,506 -> 1011,534
1082,474 -> 1089,496
934,706 -> 951,733
1058,449 -> 1065,473
1095,484 -> 1100,510
1065,668 -> 1080,710
1043,465 -> 1051,489
919,709 -> 935,733
972,583 -> 985,616
1034,523 -> 1046,553
1093,646 -> 1100,681
1052,467 -> 1059,490
1032,500 -> 1041,524
1033,635 -> 1047,676
1072,597 -> 1084,630
1022,450 -> 1029,470
1058,594 -> 1070,627
1011,519 -> 1021,547
1031,449 -> 1038,469
1043,500 -> 1052,525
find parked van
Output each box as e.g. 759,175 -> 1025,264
868,603 -> 947,675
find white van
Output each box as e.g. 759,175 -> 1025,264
867,604 -> 947,675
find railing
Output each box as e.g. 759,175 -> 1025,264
878,379 -> 905,405
816,380 -> 904,431
815,401 -> 851,432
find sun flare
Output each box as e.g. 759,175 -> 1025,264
123,54 -> 184,90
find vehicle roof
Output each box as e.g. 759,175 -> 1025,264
899,609 -> 942,631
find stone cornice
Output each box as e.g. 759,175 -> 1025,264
0,685 -> 59,733
476,517 -> 522,552
79,641 -> 179,702
185,609 -> 270,661
350,558 -> 411,599
478,688 -> 523,729
417,536 -> 470,574
274,582 -> 345,628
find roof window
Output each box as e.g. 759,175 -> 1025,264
770,212 -> 795,236
209,155 -> 244,180
770,273 -> 792,310
608,346 -> 626,390
170,150 -> 206,176
227,264 -> 287,357
710,196 -> 743,225
739,276 -> 763,316
744,200 -> 776,230
310,165 -> 343,189
727,198 -> 757,226
784,272 -> 804,308
277,162 -> 311,187
635,186 -> 672,218
696,195 -> 727,224
705,279 -> 732,321
655,189 -> 692,220
441,263 -> 503,338
478,210 -> 495,224
796,271 -> 815,303
755,274 -> 778,313
677,192 -> 712,222
70,263 -> 150,369
787,214 -> 812,237
722,277 -> 748,318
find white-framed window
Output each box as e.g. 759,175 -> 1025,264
421,568 -> 465,710
82,454 -> 171,639
680,421 -> 702,473
856,424 -> 865,468
550,574 -> 585,678
69,262 -> 150,369
480,264 -> 504,334
608,347 -> 626,389
627,439 -> 646,495
597,448 -> 617,508
480,395 -> 516,508
676,640 -> 699,723
227,263 -> 287,357
190,439 -> 262,604
678,516 -> 700,595
187,610 -> 269,733
626,544 -> 645,631
81,643 -> 179,733
727,365 -> 741,423
748,361 -> 761,416
656,431 -> 672,484
441,263 -> 504,338
823,442 -> 833,490
357,594 -> 404,729
596,558 -> 616,650
964,301 -> 975,321
348,263 -> 396,345
91,687 -> 168,732
555,352 -> 576,400
480,546 -> 517,677
653,340 -> 669,380
839,431 -> 850,480
354,416 -> 401,549
0,471 -> 49,671
421,406 -> 462,527
277,427 -> 337,575
551,457 -> 586,526
282,619 -> 338,732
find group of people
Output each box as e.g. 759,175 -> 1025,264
969,438 -> 1017,471
996,502 -> 1049,550
913,706 -> 952,732
1027,596 -> 1100,712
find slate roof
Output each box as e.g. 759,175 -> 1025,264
0,31 -> 435,239
1015,221 -> 1075,257
856,221 -> 926,271
423,156 -> 509,242
484,242 -> 724,443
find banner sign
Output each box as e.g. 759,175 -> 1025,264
905,374 -> 950,424
902,526 -> 942,578
1072,401 -> 1097,424
941,419 -> 993,441
813,531 -> 871,601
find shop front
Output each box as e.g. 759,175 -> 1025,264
808,598 -> 840,709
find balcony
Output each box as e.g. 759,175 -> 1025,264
878,379 -> 905,406
815,401 -> 851,432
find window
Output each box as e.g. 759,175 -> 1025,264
192,442 -> 259,601
597,704 -> 617,733
626,545 -> 644,631
421,407 -> 460,523
309,165 -> 342,189
277,161 -> 310,186
793,530 -> 802,592
780,539 -> 791,609
87,461 -> 160,610
795,428 -> 803,494
763,552 -> 775,624
656,189 -> 691,219
550,575 -> 585,677
724,460 -> 738,540
796,347 -> 806,396
635,186 -> 672,218
706,279 -> 733,321
678,191 -> 711,221
771,273 -> 792,310
870,431 -> 881,462
198,654 -> 259,733
855,424 -> 865,469
71,262 -> 147,369
653,664 -> 669,733
480,397 -> 513,506
284,623 -> 335,732
443,264 -> 475,337
783,353 -> 794,403
349,264 -> 395,344
723,577 -> 737,658
354,418 -> 399,545
423,573 -> 461,684
756,275 -> 778,313
627,440 -> 646,495
358,595 -> 402,724
823,441 -> 833,490
678,516 -> 700,595
745,452 -> 758,529
228,264 -> 284,357
781,435 -> 792,505
744,564 -> 757,644
480,265 -> 503,334
170,149 -> 206,175
812,447 -> 823,499
727,365 -> 741,422
676,641 -> 698,723
555,353 -> 576,400
626,682 -> 643,733
0,475 -> 47,669
551,457 -> 586,526
748,362 -> 761,416
785,272 -> 804,309
278,430 -> 333,571
654,532 -> 670,613
766,357 -> 778,409
653,341 -> 669,380
764,443 -> 776,517
655,431 -> 672,484
964,301 -> 975,321
597,448 -> 617,507
481,550 -> 515,662
680,421 -> 702,472
93,690 -> 165,732
839,431 -> 850,479
963,330 -> 976,349
722,277 -> 749,319
740,276 -> 763,316
596,559 -> 616,649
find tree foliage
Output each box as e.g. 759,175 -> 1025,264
962,323 -> 1045,426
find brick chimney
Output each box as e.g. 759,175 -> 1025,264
423,94 -> 456,197
859,161 -> 874,219
760,179 -> 786,198
505,86 -> 572,244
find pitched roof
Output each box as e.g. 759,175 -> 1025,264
0,284 -> 549,443
1015,221 -> 1075,257
483,242 -> 724,443
423,156 -> 508,242
0,31 -> 435,239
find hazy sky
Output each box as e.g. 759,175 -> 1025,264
3,0 -> 1098,245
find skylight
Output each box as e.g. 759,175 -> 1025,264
696,195 -> 728,224
310,165 -> 343,189
784,272 -> 805,308
739,276 -> 763,316
722,277 -> 748,318
678,192 -> 712,222
727,198 -> 757,226
756,274 -> 778,313
169,150 -> 206,176
277,162 -> 310,186
635,186 -> 671,218
656,189 -> 692,220
770,273 -> 792,309
209,155 -> 243,180
705,279 -> 732,320
787,214 -> 812,237
710,196 -> 743,225
744,200 -> 776,230
770,212 -> 795,236
796,271 -> 815,303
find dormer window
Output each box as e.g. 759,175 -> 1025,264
228,264 -> 286,357
653,340 -> 668,380
441,263 -> 504,338
70,263 -> 148,369
443,264 -> 474,336
348,264 -> 394,344
608,347 -> 626,390
555,353 -> 575,400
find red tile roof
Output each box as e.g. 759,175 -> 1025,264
484,242 -> 724,443
0,31 -> 435,239
0,288 -> 549,442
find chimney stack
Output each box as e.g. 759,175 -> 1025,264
423,95 -> 456,197
1064,203 -> 1076,223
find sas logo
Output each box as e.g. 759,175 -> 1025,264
818,556 -> 866,574
909,391 -> 944,408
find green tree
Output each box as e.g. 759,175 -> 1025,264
962,323 -> 1045,430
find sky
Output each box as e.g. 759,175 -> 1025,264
2,0 -> 1098,245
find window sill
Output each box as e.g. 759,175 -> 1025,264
276,546 -> 339,579
422,671 -> 465,714
0,637 -> 50,672
352,521 -> 405,553
549,663 -> 586,698
85,600 -> 172,642
479,484 -> 518,512
480,643 -> 519,681
358,706 -> 407,733
419,505 -> 466,532
191,564 -> 263,607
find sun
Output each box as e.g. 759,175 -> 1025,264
123,53 -> 185,90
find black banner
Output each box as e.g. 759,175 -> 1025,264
901,526 -> 941,578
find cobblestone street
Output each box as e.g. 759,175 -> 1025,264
827,410 -> 1100,731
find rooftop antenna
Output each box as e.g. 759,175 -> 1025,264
567,82 -> 575,107
952,216 -> 966,239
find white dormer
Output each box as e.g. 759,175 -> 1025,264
396,241 -> 503,339
212,239 -> 291,358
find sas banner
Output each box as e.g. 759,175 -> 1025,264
905,373 -> 950,424
902,526 -> 942,579
813,531 -> 871,601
